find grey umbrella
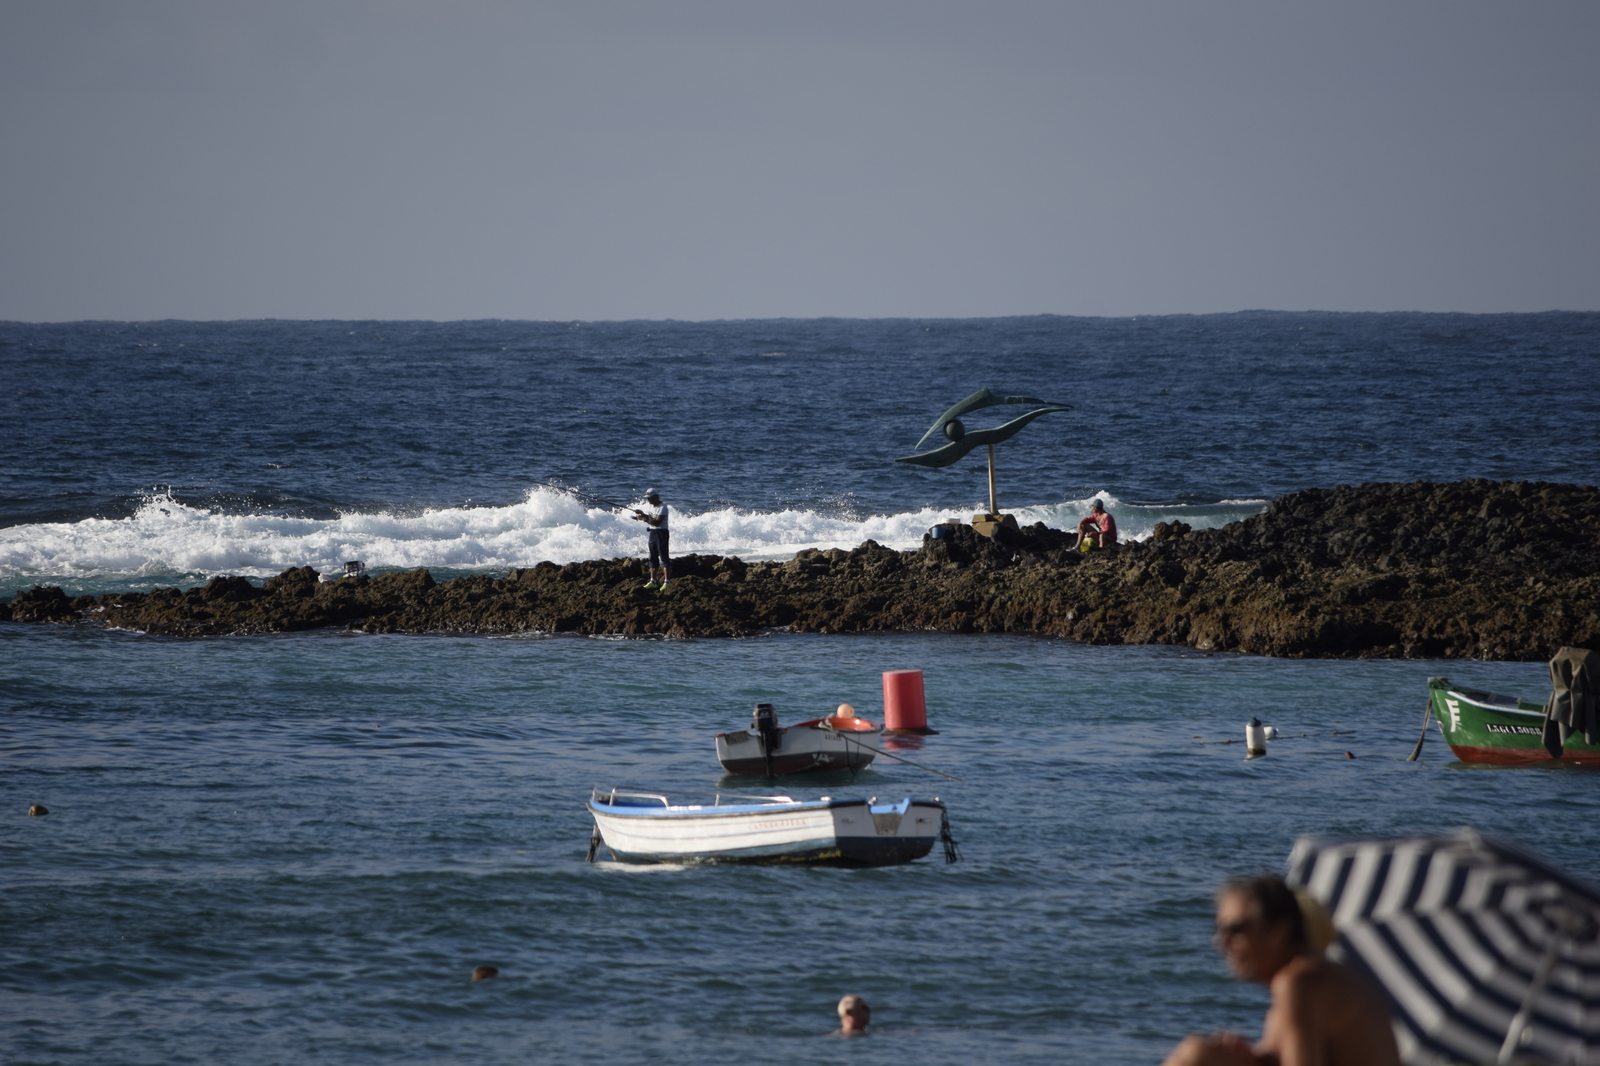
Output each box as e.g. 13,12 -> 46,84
1286,829 -> 1600,1065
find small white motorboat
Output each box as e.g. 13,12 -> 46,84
585,789 -> 957,866
715,702 -> 884,776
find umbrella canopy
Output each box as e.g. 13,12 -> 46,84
1286,829 -> 1600,1066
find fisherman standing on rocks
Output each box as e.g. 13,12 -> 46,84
1075,498 -> 1118,552
631,489 -> 670,591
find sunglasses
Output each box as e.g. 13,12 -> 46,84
1215,918 -> 1257,940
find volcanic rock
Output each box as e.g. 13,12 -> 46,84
4,480 -> 1597,660
9,585 -> 77,623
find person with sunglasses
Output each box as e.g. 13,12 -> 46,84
1162,874 -> 1399,1066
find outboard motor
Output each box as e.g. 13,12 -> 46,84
752,703 -> 781,778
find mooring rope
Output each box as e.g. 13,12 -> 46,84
1406,696 -> 1434,761
940,808 -> 961,864
823,724 -> 965,782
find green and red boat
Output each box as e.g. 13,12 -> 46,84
1427,676 -> 1600,766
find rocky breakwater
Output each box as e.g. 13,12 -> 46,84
5,480 -> 1598,660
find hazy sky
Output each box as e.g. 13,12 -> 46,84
2,1 -> 1596,321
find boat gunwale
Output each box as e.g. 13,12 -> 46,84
713,720 -> 886,740
587,795 -> 943,820
1430,679 -> 1544,718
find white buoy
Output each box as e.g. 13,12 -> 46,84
1246,717 -> 1268,756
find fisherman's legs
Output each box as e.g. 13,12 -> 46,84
648,529 -> 671,586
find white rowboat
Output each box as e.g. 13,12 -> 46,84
586,789 -> 955,866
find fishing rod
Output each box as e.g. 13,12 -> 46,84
822,724 -> 965,782
536,480 -> 634,512
537,480 -> 723,517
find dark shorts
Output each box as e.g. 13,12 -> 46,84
648,528 -> 670,568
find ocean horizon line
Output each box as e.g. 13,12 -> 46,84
4,308 -> 1599,327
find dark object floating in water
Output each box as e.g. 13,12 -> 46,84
27,804 -> 49,816
472,965 -> 498,982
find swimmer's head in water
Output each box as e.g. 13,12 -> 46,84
837,994 -> 870,1034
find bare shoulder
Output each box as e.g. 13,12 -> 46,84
1274,955 -> 1363,994
1269,956 -> 1401,1066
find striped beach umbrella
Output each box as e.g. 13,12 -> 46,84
1286,829 -> 1600,1066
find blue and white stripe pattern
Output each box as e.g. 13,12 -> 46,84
1286,829 -> 1600,1066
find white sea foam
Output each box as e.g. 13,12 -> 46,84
0,486 -> 1265,588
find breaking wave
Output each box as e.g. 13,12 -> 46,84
0,486 -> 1265,597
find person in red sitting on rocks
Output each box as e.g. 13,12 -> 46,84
1075,498 -> 1118,551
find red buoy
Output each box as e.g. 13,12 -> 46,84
882,670 -> 939,735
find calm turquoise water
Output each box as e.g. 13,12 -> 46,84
2,623 -> 1584,1065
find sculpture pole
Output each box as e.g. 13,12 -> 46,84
987,445 -> 998,516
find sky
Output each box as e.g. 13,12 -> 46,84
1,1 -> 1596,321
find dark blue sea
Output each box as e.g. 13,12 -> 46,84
2,314 -> 1598,1064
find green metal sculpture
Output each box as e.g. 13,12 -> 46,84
896,388 -> 1071,537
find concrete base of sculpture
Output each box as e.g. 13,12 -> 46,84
970,513 -> 1019,539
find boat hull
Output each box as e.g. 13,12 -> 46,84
1428,678 -> 1600,766
587,792 -> 945,866
714,721 -> 883,776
